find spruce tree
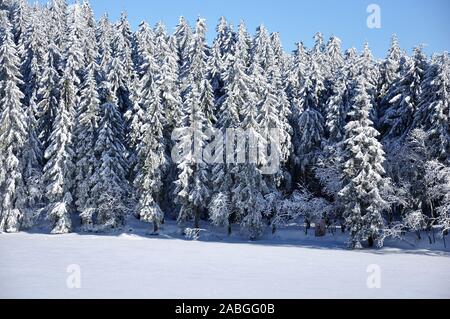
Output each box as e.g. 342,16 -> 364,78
91,91 -> 129,230
155,22 -> 183,132
136,82 -> 167,233
338,77 -> 389,248
380,47 -> 427,142
49,0 -> 68,57
107,15 -> 134,114
325,75 -> 349,142
209,22 -> 252,233
42,69 -> 77,234
22,92 -> 44,220
173,16 -> 193,98
125,21 -> 159,181
236,96 -> 269,239
414,53 -> 450,161
75,63 -> 100,228
209,17 -> 235,101
80,0 -> 98,69
0,16 -> 28,232
325,35 -> 344,80
379,34 -> 402,101
20,10 -> 47,106
294,60 -> 325,175
174,19 -> 211,229
36,39 -> 60,150
96,14 -> 113,85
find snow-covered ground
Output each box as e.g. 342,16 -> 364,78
1,220 -> 449,299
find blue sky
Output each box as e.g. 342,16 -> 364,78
38,0 -> 450,58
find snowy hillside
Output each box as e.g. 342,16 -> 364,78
1,219 -> 449,299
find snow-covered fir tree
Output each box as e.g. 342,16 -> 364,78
74,63 -> 100,229
80,0 -> 99,69
174,18 -> 211,229
20,3 -> 46,106
0,15 -> 28,232
107,14 -> 134,114
125,21 -> 159,181
294,60 -> 325,177
36,39 -> 61,150
154,22 -> 183,132
338,76 -> 389,248
380,46 -> 427,143
268,32 -> 292,175
173,16 -> 193,98
209,16 -> 235,101
42,69 -> 76,234
10,0 -> 29,49
235,97 -> 269,239
90,89 -> 129,230
49,0 -> 68,60
379,35 -> 403,102
286,42 -> 308,117
209,22 -> 252,234
96,14 -> 113,85
413,52 -> 450,161
22,91 -> 44,222
325,35 -> 344,81
325,75 -> 349,142
135,81 -> 167,233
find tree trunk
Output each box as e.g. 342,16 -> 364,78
315,219 -> 327,237
341,222 -> 346,233
194,206 -> 200,229
368,236 -> 374,248
305,220 -> 311,235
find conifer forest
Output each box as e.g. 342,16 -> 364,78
0,0 -> 449,250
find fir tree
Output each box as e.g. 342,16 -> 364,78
174,18 -> 211,229
325,35 -> 344,80
91,92 -> 129,230
236,97 -> 269,239
10,0 -> 29,47
173,16 -> 193,97
42,69 -> 77,234
379,34 -> 402,100
49,0 -> 68,55
36,39 -> 60,150
209,22 -> 252,233
80,0 -> 98,68
22,92 -> 44,220
20,9 -> 47,106
325,75 -> 349,142
0,17 -> 28,232
155,22 -> 183,132
269,32 -> 292,169
174,84 -> 210,229
414,52 -> 450,161
107,15 -> 134,113
136,82 -> 167,233
294,61 -> 325,175
209,17 -> 235,101
96,14 -> 113,85
75,63 -> 100,228
339,77 -> 389,248
380,47 -> 427,142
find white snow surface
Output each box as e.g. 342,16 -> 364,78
1,220 -> 449,299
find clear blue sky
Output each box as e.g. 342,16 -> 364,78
38,0 -> 450,58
